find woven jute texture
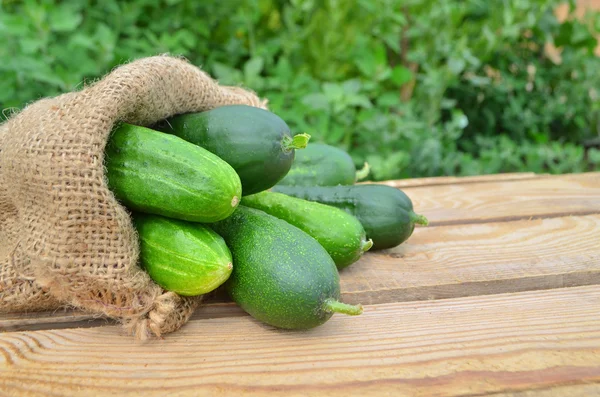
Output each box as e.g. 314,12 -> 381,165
0,55 -> 267,340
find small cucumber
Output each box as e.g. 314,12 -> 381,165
153,105 -> 310,195
133,213 -> 233,296
241,191 -> 372,269
210,206 -> 363,330
105,123 -> 242,223
271,184 -> 428,250
276,143 -> 370,186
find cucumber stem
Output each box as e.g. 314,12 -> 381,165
409,211 -> 429,226
355,162 -> 370,181
281,133 -> 311,153
361,238 -> 374,253
323,298 -> 363,316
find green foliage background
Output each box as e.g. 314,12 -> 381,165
1,0 -> 599,180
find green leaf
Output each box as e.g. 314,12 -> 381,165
69,33 -> 96,50
390,66 -> 413,86
571,22 -> 593,45
346,94 -> 372,108
49,5 -> 83,32
355,55 -> 377,77
19,37 -> 44,54
244,57 -> 264,78
377,92 -> 401,107
354,42 -> 387,77
448,57 -> 466,75
322,82 -> 344,102
342,79 -> 361,94
301,93 -> 329,111
0,14 -> 30,36
275,56 -> 292,76
174,29 -> 197,49
11,56 -> 66,88
440,98 -> 457,109
450,109 -> 469,129
0,75 -> 16,104
367,151 -> 410,181
212,62 -> 243,85
326,124 -> 347,144
465,75 -> 491,86
589,148 -> 600,165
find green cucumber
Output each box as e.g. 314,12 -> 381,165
241,191 -> 372,269
271,184 -> 428,250
133,213 -> 233,296
210,206 -> 363,330
105,123 -> 241,223
153,105 -> 310,195
276,143 -> 370,186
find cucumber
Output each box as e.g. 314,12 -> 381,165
105,123 -> 241,223
210,206 -> 363,330
271,184 -> 428,250
133,213 -> 233,296
241,191 -> 372,269
153,105 -> 310,195
276,143 -> 370,187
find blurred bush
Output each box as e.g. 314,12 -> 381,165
1,0 -> 599,179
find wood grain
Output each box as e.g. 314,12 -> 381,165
1,285 -> 599,397
4,214 -> 600,331
488,383 -> 600,397
400,172 -> 600,225
338,214 -> 600,305
373,172 -> 541,188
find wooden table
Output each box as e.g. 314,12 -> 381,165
2,171 -> 600,396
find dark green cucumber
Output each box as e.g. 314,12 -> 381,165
133,213 -> 233,296
105,123 -> 241,223
241,191 -> 372,269
210,206 -> 363,330
153,105 -> 310,195
276,143 -> 370,186
271,184 -> 428,250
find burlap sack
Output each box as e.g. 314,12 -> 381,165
0,55 -> 267,340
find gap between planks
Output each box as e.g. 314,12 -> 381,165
1,285 -> 599,397
3,213 -> 600,332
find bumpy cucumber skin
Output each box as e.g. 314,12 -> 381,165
154,105 -> 296,195
133,213 -> 233,296
105,123 -> 242,223
277,143 -> 356,187
271,184 -> 424,250
210,206 -> 341,330
241,191 -> 371,269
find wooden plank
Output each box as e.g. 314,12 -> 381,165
1,285 -> 599,397
374,172 -> 541,188
488,383 -> 600,396
3,214 -> 600,331
339,214 -> 600,305
400,172 -> 600,225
